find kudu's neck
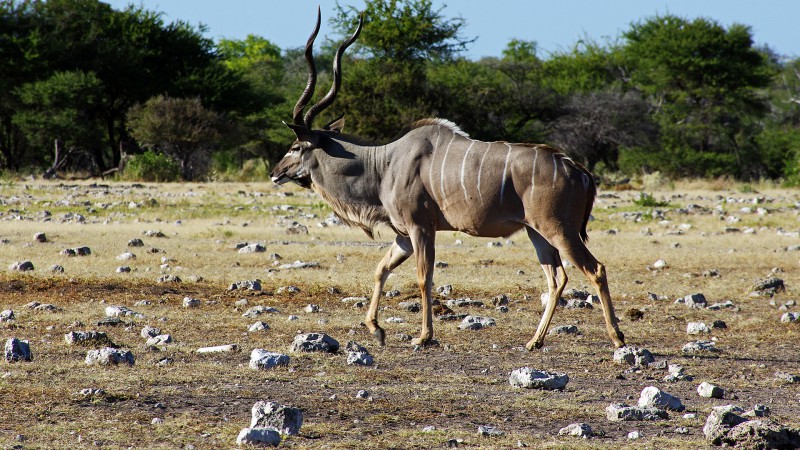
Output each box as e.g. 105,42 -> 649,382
309,136 -> 390,238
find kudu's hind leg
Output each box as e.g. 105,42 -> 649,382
525,228 -> 568,350
366,235 -> 413,345
409,226 -> 435,346
554,236 -> 626,348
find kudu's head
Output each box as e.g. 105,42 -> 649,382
270,8 -> 363,188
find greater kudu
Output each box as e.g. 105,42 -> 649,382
271,9 -> 626,350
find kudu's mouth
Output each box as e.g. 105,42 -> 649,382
270,171 -> 290,185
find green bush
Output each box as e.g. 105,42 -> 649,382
633,192 -> 669,208
121,150 -> 179,182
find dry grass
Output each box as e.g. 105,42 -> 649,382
1,180 -> 800,448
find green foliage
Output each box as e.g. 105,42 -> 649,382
622,15 -> 775,178
12,70 -> 105,168
332,0 -> 474,62
120,150 -> 179,182
633,192 -> 669,208
127,96 -> 225,180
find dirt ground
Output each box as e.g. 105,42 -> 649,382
2,181 -> 800,449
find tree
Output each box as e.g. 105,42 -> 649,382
622,15 -> 775,178
127,96 -> 226,180
12,70 -> 105,172
550,89 -> 657,172
331,0 -> 474,62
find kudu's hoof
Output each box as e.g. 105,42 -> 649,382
525,340 -> 545,351
373,328 -> 386,346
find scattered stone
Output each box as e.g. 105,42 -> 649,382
286,222 -> 308,234
743,404 -> 771,418
682,340 -> 719,354
228,279 -> 262,291
61,246 -> 91,256
687,322 -> 711,334
33,232 -> 47,243
278,260 -> 320,270
565,298 -> 594,309
613,346 -> 655,367
355,390 -> 371,400
116,266 -> 132,273
750,277 -> 785,296
664,364 -> 693,382
146,334 -> 172,346
127,238 -> 144,247
721,419 -> 800,449
698,382 -> 724,399
549,325 -> 579,335
435,261 -> 449,268
447,298 -> 485,308
627,431 -> 642,440
249,349 -> 290,370
558,423 -> 592,439
508,367 -> 569,390
25,301 -> 59,312
50,264 -> 65,274
436,284 -> 453,297
780,312 -> 800,323
346,341 -> 374,366
0,309 -> 14,322
703,405 -> 747,444
652,259 -> 668,269
64,331 -> 110,346
249,321 -> 269,332
236,427 -> 281,446
289,333 -> 339,353
384,289 -> 401,298
708,300 -> 735,310
196,344 -> 239,353
8,261 -> 34,272
458,315 -> 496,330
156,274 -> 181,283
385,317 -> 404,323
85,347 -> 134,366
238,243 -> 267,254
96,317 -> 124,327
304,304 -> 319,313
142,230 -> 165,238
606,403 -> 669,422
398,301 -> 421,313
182,297 -> 200,308
242,306 -> 279,318
775,371 -> 800,383
141,326 -> 161,338
638,386 -> 685,411
477,425 -> 504,436
105,305 -> 144,319
4,338 -> 32,362
711,320 -> 727,329
249,401 -> 303,435
116,251 -> 137,261
675,293 -> 707,309
276,285 -> 300,294
625,308 -> 644,321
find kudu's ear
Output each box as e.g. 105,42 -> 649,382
285,122 -> 320,146
322,114 -> 345,133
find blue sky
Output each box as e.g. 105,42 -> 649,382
108,1 -> 800,59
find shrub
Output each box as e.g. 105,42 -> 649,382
632,192 -> 669,208
120,150 -> 179,182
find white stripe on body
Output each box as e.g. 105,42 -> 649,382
552,154 -> 557,187
428,129 -> 442,202
440,134 -> 456,202
500,143 -> 512,205
460,141 -> 475,202
476,142 -> 492,205
530,147 -> 539,200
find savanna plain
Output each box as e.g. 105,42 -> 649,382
1,179 -> 799,449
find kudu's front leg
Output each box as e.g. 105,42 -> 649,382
409,226 -> 435,346
365,235 -> 413,345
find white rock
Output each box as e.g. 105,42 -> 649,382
116,252 -> 136,261
638,386 -> 684,411
509,367 -> 568,390
196,344 -> 239,353
236,427 -> 281,446
697,382 -> 724,399
249,349 -> 290,370
687,322 -> 711,334
653,259 -> 668,269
